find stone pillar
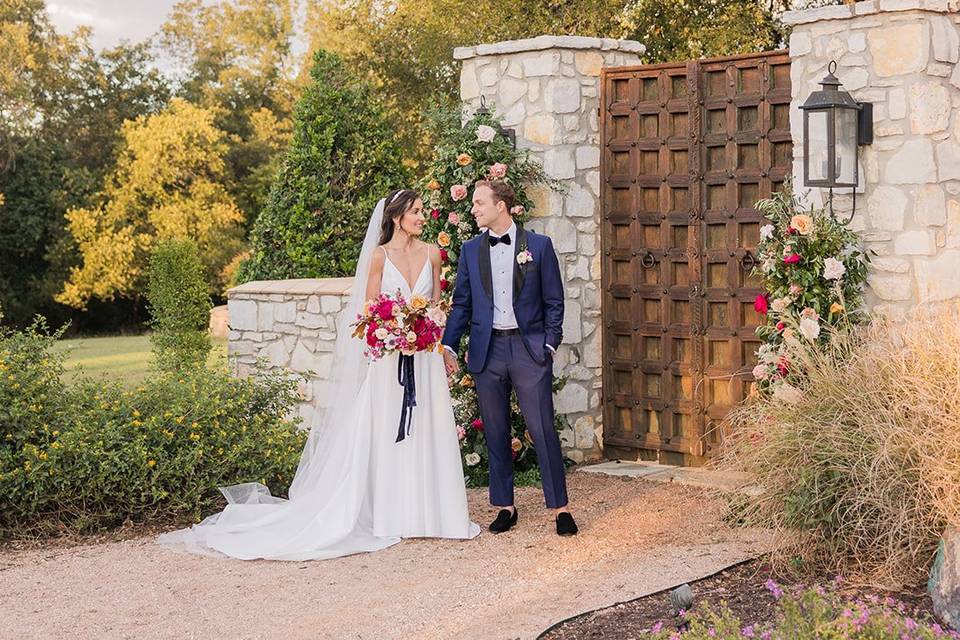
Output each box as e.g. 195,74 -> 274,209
227,278 -> 353,427
785,0 -> 960,316
455,36 -> 645,462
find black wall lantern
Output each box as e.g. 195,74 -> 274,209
475,95 -> 517,149
799,61 -> 873,217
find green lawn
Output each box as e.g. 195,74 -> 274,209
53,334 -> 228,386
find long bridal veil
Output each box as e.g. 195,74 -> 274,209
157,199 -> 399,560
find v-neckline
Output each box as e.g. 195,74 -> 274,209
383,250 -> 430,295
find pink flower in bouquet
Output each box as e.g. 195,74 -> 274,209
426,306 -> 447,327
783,253 -> 801,264
431,208 -> 440,220
776,321 -> 786,332
448,211 -> 460,225
471,418 -> 484,432
754,294 -> 768,315
489,162 -> 508,178
450,184 -> 468,201
376,299 -> 396,320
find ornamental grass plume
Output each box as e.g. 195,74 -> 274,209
719,304 -> 960,589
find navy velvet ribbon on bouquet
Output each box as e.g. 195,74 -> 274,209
395,353 -> 417,443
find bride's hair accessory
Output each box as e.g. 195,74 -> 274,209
390,189 -> 407,204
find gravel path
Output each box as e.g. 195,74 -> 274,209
0,472 -> 770,640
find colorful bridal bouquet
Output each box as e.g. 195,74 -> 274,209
352,293 -> 448,361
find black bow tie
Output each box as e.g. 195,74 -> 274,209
488,234 -> 511,247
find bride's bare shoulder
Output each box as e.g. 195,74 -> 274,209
369,245 -> 387,270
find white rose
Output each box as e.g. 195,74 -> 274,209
760,224 -> 775,241
476,124 -> 496,143
426,307 -> 447,326
772,383 -> 803,405
464,452 -> 481,466
406,331 -> 417,342
823,257 -> 846,281
799,317 -> 821,341
375,328 -> 389,340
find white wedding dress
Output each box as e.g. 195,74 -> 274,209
159,216 -> 480,560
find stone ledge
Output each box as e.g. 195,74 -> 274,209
579,460 -> 762,495
228,277 -> 354,297
454,35 -> 645,61
784,0 -> 960,25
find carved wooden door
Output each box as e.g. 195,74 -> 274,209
600,51 -> 792,466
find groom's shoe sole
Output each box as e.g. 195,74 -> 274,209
488,508 -> 518,534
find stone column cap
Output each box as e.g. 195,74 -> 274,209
784,0 -> 959,25
227,277 -> 354,297
453,35 -> 645,60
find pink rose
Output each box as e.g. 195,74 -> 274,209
489,162 -> 507,178
448,212 -> 460,224
783,253 -> 801,264
510,205 -> 525,216
450,184 -> 467,201
754,294 -> 768,315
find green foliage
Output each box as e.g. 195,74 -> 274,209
418,105 -> 569,485
308,0 -> 629,165
147,239 -> 213,374
160,0 -> 298,226
646,582 -> 949,639
238,50 -> 410,282
0,317 -> 305,538
750,187 -> 870,394
618,0 -> 789,64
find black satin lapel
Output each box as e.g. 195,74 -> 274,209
513,226 -> 527,304
479,232 -> 493,300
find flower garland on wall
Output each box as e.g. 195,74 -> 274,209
417,105 -> 566,486
750,188 -> 870,400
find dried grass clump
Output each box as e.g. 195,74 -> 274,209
719,304 -> 960,589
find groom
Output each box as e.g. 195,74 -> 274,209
442,180 -> 578,537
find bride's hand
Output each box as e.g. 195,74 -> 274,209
443,350 -> 460,376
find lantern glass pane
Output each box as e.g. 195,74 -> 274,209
836,107 -> 858,186
807,109 -> 829,182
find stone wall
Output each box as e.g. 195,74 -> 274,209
227,278 -> 352,427
455,36 -> 645,462
785,0 -> 960,315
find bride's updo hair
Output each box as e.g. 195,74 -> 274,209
379,188 -> 419,245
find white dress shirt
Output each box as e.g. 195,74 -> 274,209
489,222 -> 519,330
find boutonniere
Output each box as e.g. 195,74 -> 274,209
517,249 -> 533,265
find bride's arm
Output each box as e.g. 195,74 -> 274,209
366,247 -> 386,301
429,245 -> 442,302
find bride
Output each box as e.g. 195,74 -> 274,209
158,189 -> 481,560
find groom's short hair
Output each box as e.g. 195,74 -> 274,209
475,180 -> 515,213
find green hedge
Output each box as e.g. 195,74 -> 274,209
237,50 -> 410,282
0,317 -> 305,538
148,239 -> 212,374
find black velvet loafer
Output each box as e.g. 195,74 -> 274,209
556,512 -> 578,536
489,507 -> 518,533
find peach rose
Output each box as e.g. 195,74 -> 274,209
426,178 -> 441,191
450,184 -> 467,201
456,153 -> 472,166
437,231 -> 451,247
790,214 -> 814,236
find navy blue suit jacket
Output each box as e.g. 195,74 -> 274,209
441,225 -> 564,374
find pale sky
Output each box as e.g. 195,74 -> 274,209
47,0 -> 178,50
